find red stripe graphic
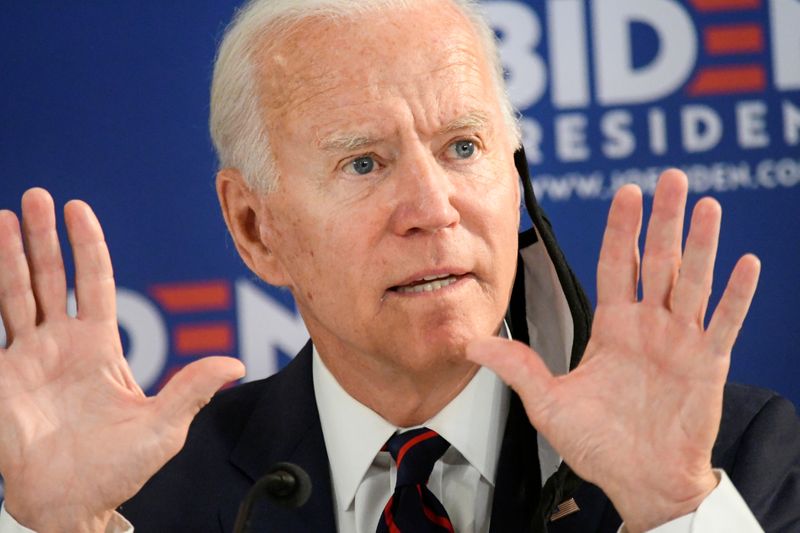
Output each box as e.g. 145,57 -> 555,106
705,24 -> 764,55
151,280 -> 231,312
687,65 -> 766,96
690,0 -> 761,11
174,322 -> 233,354
395,430 -> 438,469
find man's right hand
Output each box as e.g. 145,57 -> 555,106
0,188 -> 245,532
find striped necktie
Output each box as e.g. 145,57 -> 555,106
376,427 -> 455,533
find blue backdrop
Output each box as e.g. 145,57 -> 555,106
1,1 -> 797,416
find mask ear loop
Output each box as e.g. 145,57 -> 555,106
513,145 -> 593,372
511,145 -> 587,532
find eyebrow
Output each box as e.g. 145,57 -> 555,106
437,110 -> 492,135
318,133 -> 380,153
317,110 -> 492,153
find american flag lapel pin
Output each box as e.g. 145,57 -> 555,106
550,497 -> 580,521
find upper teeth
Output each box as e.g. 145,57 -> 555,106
422,274 -> 451,281
397,275 -> 458,294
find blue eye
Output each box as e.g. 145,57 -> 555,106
452,140 -> 476,159
350,156 -> 375,175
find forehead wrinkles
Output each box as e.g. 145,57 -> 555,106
294,81 -> 490,164
265,62 -> 493,148
253,5 -> 493,126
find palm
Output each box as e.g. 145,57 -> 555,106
540,303 -> 725,497
469,170 -> 760,530
2,318 -> 143,511
0,189 -> 243,530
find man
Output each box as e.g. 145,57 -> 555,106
0,0 -> 798,532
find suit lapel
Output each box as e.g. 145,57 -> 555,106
489,392 -> 542,533
545,482 -> 618,533
221,342 -> 337,533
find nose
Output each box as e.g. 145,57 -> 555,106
389,148 -> 460,236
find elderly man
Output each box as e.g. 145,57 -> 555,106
0,0 -> 798,532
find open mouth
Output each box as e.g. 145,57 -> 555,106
390,273 -> 465,294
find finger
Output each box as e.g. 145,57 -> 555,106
466,337 -> 554,419
706,255 -> 760,356
152,356 -> 246,435
0,210 -> 37,344
670,198 -> 721,325
597,184 -> 642,304
641,170 -> 688,307
64,200 -> 115,321
21,189 -> 68,321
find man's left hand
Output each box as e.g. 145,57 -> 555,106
467,169 -> 760,532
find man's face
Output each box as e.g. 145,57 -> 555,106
252,1 -> 520,375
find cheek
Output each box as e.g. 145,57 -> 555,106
280,212 -> 374,299
464,161 -> 520,231
466,163 -> 520,282
265,204 -> 323,284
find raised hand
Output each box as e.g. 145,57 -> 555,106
467,170 -> 760,532
0,189 -> 245,532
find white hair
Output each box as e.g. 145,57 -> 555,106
209,0 -> 520,193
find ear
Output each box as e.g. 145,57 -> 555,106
216,169 -> 290,286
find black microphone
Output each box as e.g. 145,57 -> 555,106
232,462 -> 312,533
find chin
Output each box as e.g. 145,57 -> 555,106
396,343 -> 470,376
411,318 -> 493,362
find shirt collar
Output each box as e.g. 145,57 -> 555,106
313,323 -> 511,514
425,360 -> 509,483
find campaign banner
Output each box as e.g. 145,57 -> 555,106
1,0 -> 797,449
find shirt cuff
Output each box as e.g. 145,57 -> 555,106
617,469 -> 763,533
0,503 -> 134,533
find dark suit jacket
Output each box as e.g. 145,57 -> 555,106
121,341 -> 800,532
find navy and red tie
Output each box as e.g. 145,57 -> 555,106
376,427 -> 455,533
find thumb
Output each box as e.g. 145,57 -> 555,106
153,356 -> 246,432
466,337 -> 554,406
